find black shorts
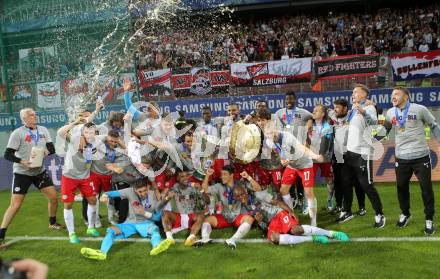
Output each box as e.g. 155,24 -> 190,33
12,171 -> 54,195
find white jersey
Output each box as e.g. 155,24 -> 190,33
309,121 -> 333,162
347,104 -> 377,156
386,102 -> 440,160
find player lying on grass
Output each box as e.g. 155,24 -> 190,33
197,165 -> 255,249
80,179 -> 173,260
238,171 -> 350,245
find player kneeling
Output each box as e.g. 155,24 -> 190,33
239,171 -> 349,245
161,170 -> 206,247
81,180 -> 172,260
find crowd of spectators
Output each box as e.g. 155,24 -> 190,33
137,4 -> 440,70
4,3 -> 440,84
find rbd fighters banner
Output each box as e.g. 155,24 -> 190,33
230,58 -> 311,87
390,50 -> 440,81
314,54 -> 380,80
138,68 -> 172,97
171,65 -> 230,97
37,81 -> 62,109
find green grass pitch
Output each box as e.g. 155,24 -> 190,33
1,183 -> 439,279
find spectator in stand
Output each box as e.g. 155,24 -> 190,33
6,3 -> 440,83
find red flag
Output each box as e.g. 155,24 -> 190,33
312,80 -> 322,92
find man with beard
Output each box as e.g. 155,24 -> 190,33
385,86 -> 440,234
330,99 -> 366,220
254,109 -> 283,192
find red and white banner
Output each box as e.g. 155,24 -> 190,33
37,81 -> 61,109
138,69 -> 172,97
390,50 -> 440,81
230,58 -> 311,87
171,66 -> 230,97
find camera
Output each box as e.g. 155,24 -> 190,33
0,258 -> 27,279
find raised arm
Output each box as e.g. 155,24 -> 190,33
201,168 -> 215,193
86,100 -> 104,123
240,171 -> 262,192
57,117 -> 84,141
123,78 -> 147,122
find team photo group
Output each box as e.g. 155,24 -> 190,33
1,83 -> 439,261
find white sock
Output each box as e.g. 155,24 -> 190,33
282,194 -> 293,209
107,202 -> 115,222
308,198 -> 317,226
201,222 -> 212,240
64,209 -> 75,235
279,234 -> 312,245
95,196 -> 100,221
230,222 -> 251,242
301,225 -> 332,237
87,204 -> 97,229
166,231 -> 174,240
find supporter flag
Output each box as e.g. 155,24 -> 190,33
314,54 -> 379,80
390,50 -> 440,81
138,68 -> 172,97
37,81 -> 62,109
230,58 -> 312,87
171,65 -> 230,97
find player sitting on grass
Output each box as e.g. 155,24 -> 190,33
239,171 -> 350,245
198,166 -> 255,249
80,179 -> 173,260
